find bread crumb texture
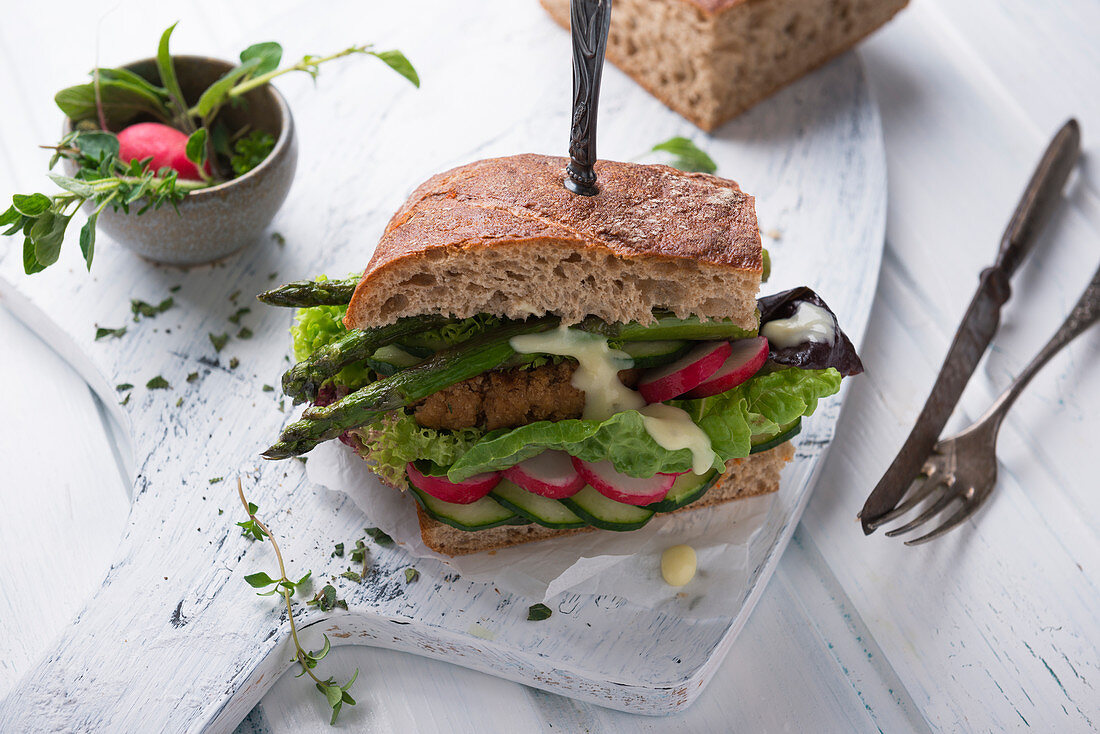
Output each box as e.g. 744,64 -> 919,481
541,0 -> 908,130
346,154 -> 762,330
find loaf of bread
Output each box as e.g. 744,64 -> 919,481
345,154 -> 762,331
540,0 -> 908,131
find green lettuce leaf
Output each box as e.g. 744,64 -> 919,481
349,411 -> 485,489
448,367 -> 842,481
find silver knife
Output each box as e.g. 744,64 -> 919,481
860,119 -> 1081,534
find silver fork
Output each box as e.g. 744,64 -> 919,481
880,259 -> 1100,545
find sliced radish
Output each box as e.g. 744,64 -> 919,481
503,450 -> 585,499
406,462 -> 500,504
683,337 -> 769,398
571,457 -> 676,506
637,341 -> 732,403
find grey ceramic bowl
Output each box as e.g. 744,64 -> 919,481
64,56 -> 298,266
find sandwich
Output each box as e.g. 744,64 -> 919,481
260,153 -> 862,556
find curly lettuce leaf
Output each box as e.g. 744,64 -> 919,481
289,279 -> 377,388
349,411 -> 485,489
448,368 -> 841,481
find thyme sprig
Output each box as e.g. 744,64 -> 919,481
237,480 -> 358,725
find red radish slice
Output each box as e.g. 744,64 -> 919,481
637,341 -> 733,403
503,451 -> 585,499
406,462 -> 500,504
571,457 -> 677,506
683,337 -> 769,398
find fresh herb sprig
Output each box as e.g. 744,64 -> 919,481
649,136 -> 717,174
237,480 -> 358,725
3,23 -> 418,275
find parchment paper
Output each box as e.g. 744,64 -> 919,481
307,441 -> 773,619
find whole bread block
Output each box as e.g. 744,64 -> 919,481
540,0 -> 908,131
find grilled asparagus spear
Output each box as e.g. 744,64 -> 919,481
257,277 -> 360,308
264,317 -> 560,458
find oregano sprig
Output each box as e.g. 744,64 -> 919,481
237,479 -> 358,725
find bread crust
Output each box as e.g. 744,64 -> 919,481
345,154 -> 762,329
416,441 -> 794,556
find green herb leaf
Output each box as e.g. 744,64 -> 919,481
527,603 -> 553,621
23,238 -> 46,275
146,375 -> 171,389
332,542 -> 344,558
365,527 -> 394,547
46,173 -> 98,198
240,42 -> 283,75
73,131 -> 121,163
244,571 -> 276,588
11,194 -> 51,217
185,128 -> 208,168
116,383 -> 134,391
32,212 -> 71,268
156,23 -> 189,122
131,297 -> 174,320
55,82 -> 169,128
338,570 -> 361,583
262,384 -> 274,392
237,327 -> 253,339
194,57 -> 262,118
209,332 -> 229,352
186,371 -> 199,383
230,131 -> 275,176
95,325 -> 126,340
79,213 -> 97,270
404,568 -> 419,584
650,137 -> 717,174
371,50 -> 420,88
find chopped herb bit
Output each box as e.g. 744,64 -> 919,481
262,384 -> 274,392
296,456 -> 307,465
146,375 -> 171,390
271,232 -> 286,246
307,584 -> 347,612
131,297 -> 174,321
229,290 -> 241,303
365,527 -> 394,547
218,508 -> 224,515
349,539 -> 368,564
120,393 -> 131,406
267,271 -> 278,280
229,357 -> 240,369
175,397 -> 183,407
338,570 -> 362,583
209,477 -> 224,485
209,332 -> 229,352
170,285 -> 181,293
404,568 -> 420,584
332,542 -> 345,558
527,603 -> 553,621
237,327 -> 254,339
116,383 -> 134,391
228,307 -> 251,325
278,400 -> 286,413
95,325 -> 126,340
186,371 -> 200,383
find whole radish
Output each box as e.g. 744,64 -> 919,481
117,122 -> 207,180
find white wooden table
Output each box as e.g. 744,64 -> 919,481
1,1 -> 1098,731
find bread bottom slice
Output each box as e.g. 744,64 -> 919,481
416,441 -> 795,556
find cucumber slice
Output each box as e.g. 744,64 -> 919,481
409,487 -> 521,531
364,344 -> 421,376
619,340 -> 690,368
562,486 -> 655,531
645,470 -> 720,512
750,419 -> 802,454
490,480 -> 587,529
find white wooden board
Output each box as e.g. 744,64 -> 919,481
0,1 -> 884,730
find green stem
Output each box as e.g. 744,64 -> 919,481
226,46 -> 371,100
236,480 -> 326,687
